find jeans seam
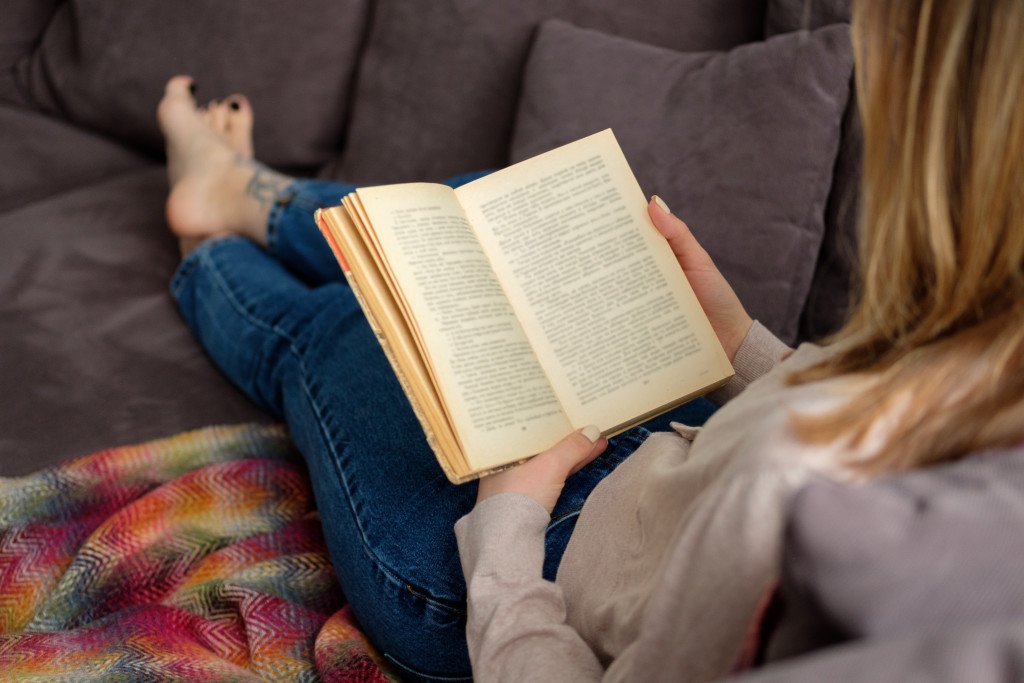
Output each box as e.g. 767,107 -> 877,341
199,240 -> 299,346
548,509 -> 582,530
298,371 -> 466,616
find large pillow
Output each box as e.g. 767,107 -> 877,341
327,0 -> 767,185
769,447 -> 1024,657
510,21 -> 852,344
8,0 -> 370,171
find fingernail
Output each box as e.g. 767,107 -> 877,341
229,99 -> 240,111
653,195 -> 670,214
581,425 -> 601,443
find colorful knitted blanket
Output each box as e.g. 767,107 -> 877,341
0,423 -> 397,681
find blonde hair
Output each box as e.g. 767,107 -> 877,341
789,0 -> 1024,473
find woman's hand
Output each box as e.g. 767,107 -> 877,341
476,426 -> 607,514
649,196 -> 753,362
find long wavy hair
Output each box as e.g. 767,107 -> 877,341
788,0 -> 1024,472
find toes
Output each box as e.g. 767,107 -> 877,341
164,75 -> 197,104
158,75 -> 199,131
224,95 -> 254,157
207,99 -> 230,134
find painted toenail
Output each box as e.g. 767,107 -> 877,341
229,100 -> 240,111
189,83 -> 197,95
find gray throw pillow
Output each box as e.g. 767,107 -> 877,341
7,0 -> 370,171
775,447 -> 1024,649
510,21 -> 853,344
327,0 -> 767,185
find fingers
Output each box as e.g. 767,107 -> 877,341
546,425 -> 607,476
647,196 -> 714,268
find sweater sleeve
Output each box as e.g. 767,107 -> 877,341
455,493 -> 604,682
709,321 -> 793,405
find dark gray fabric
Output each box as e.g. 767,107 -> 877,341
766,0 -> 859,341
510,21 -> 852,344
733,619 -> 1024,683
768,447 -> 1024,660
0,104 -> 150,215
327,0 -> 767,185
6,0 -> 370,172
0,169 -> 268,476
765,0 -> 851,36
0,0 -> 61,71
796,98 -> 861,341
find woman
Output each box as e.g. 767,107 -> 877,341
161,0 -> 1024,679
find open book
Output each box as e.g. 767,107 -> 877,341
316,129 -> 733,483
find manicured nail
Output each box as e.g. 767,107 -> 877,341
229,99 -> 240,111
581,425 -> 601,443
653,195 -> 670,214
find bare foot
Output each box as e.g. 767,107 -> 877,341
158,75 -> 293,255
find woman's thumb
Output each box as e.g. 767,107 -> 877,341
552,425 -> 605,475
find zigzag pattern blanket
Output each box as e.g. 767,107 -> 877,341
0,423 -> 397,681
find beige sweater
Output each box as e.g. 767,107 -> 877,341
455,322 -> 861,682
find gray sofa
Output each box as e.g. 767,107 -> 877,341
0,0 -> 855,475
5,0 -> 1019,679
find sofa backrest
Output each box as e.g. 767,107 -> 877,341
324,0 -> 769,185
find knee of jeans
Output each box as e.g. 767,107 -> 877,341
352,573 -> 472,682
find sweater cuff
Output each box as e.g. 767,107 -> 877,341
455,493 -> 550,582
709,321 -> 792,405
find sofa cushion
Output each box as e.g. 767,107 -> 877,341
770,447 -> 1024,658
7,0 -> 370,171
327,0 -> 767,185
0,169 -> 268,476
0,104 -> 150,215
509,21 -> 852,344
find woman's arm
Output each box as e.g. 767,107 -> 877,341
457,428 -> 607,681
456,493 -> 604,681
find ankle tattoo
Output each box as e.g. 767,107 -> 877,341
244,160 -> 289,207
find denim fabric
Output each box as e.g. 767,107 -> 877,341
171,176 -> 718,681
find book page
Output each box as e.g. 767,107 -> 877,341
318,206 -> 467,479
354,183 -> 572,469
456,130 -> 733,431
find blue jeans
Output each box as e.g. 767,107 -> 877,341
171,175 -> 717,681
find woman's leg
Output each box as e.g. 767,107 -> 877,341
172,237 -> 478,678
159,76 -> 717,679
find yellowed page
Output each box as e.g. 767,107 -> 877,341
318,206 -> 470,480
456,129 -> 733,432
355,183 -> 572,470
